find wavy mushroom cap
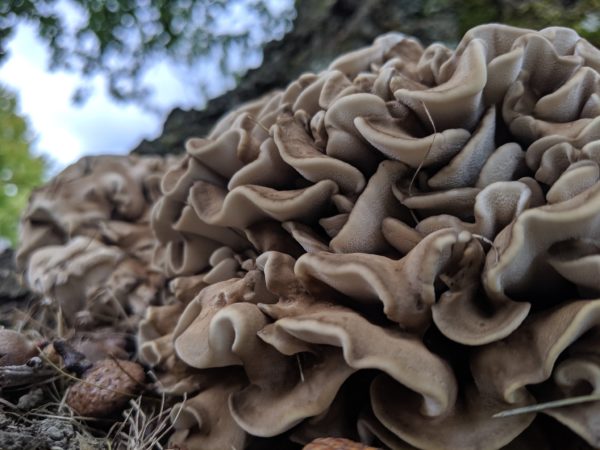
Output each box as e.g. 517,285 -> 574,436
19,23 -> 600,450
19,155 -> 174,326
144,23 -> 600,449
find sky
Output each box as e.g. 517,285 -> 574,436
0,1 -> 293,174
1,24 -> 173,172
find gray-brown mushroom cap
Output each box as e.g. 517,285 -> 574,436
140,24 -> 600,449
17,22 -> 600,450
483,182 -> 600,304
18,155 -> 173,326
371,376 -> 535,450
169,371 -> 248,450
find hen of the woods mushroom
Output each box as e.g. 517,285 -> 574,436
16,23 -> 600,449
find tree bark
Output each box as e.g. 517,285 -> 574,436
132,0 -> 459,156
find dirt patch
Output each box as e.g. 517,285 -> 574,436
0,413 -> 104,450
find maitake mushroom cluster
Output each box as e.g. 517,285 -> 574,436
19,24 -> 600,449
17,155 -> 173,326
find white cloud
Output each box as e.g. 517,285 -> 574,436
0,24 -> 167,171
0,0 -> 295,173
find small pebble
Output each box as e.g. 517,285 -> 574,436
45,425 -> 63,441
17,388 -> 44,410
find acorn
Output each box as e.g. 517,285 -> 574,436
0,329 -> 38,366
66,359 -> 145,417
303,438 -> 381,450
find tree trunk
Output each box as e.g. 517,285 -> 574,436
132,0 -> 459,156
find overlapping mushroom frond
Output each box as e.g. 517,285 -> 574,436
19,23 -> 600,450
18,155 -> 175,326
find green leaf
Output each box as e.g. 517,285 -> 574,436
0,85 -> 47,246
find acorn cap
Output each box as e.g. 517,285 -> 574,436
303,437 -> 380,450
66,359 -> 145,417
0,329 -> 38,367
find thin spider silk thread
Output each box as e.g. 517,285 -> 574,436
246,114 -> 270,135
407,100 -> 437,225
407,101 -> 500,263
